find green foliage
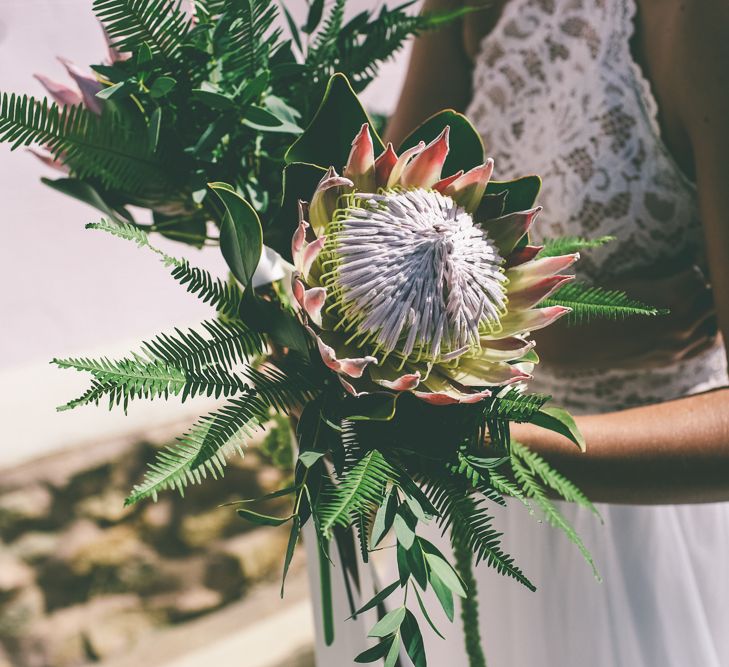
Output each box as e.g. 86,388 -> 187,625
259,413 -> 295,471
0,93 -> 164,191
510,444 -> 600,578
538,235 -> 615,258
125,361 -> 316,504
93,0 -> 192,60
318,449 -> 397,537
543,281 -> 666,324
171,261 -> 245,317
86,219 -> 180,265
425,477 -> 535,590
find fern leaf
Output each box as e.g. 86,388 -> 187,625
222,0 -> 281,78
542,281 -> 665,325
318,449 -> 396,537
425,478 -> 535,590
490,390 -> 551,422
86,219 -> 181,266
511,442 -> 599,518
0,93 -> 164,191
511,455 -> 600,579
142,319 -> 265,371
538,235 -> 614,258
93,0 -> 193,60
125,391 -> 269,504
171,261 -> 244,317
86,221 -> 242,317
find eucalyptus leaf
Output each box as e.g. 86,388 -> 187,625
401,610 -> 427,667
351,580 -> 400,618
368,606 -> 406,638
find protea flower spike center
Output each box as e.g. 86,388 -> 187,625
327,189 -> 506,362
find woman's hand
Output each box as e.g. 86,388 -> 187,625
533,263 -> 719,371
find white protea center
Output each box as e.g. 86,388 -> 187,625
325,189 -> 506,362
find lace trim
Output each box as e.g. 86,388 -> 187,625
621,0 -> 697,192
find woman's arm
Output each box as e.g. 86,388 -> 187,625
511,1 -> 729,505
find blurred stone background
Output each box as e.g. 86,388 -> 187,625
0,0 -> 410,665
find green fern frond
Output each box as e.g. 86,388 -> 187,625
86,221 -> 242,317
86,219 -> 181,266
511,442 -> 599,517
142,319 -> 265,371
490,390 -> 551,422
93,0 -> 193,60
125,391 -> 269,504
54,355 -> 250,410
542,281 -> 665,325
222,0 -> 281,78
336,4 -> 474,91
307,0 -> 346,72
538,235 -> 614,258
425,478 -> 535,590
511,455 -> 600,578
0,94 -> 164,191
171,261 -> 244,317
318,449 -> 396,537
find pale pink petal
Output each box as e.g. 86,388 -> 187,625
291,215 -> 309,265
508,275 -> 574,310
344,123 -> 376,192
34,74 -> 82,107
309,328 -> 377,379
59,59 -> 103,114
444,159 -> 494,213
374,143 -> 398,188
401,127 -> 450,188
386,141 -> 425,188
433,170 -> 463,194
445,360 -> 531,387
477,338 -> 535,363
505,245 -> 543,268
480,207 -> 541,256
506,253 -> 579,287
310,167 -> 353,234
303,287 -> 327,326
27,147 -> 67,171
489,305 -> 571,339
373,371 -> 421,391
300,236 -> 326,277
413,387 -> 492,405
291,274 -> 305,308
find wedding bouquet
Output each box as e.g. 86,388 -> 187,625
1,2 -> 663,665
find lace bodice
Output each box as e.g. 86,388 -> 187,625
466,0 -> 727,413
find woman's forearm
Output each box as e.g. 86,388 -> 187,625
510,387 -> 729,504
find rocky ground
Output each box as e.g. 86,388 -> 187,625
0,420 -> 302,667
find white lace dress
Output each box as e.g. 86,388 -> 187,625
308,1 -> 729,664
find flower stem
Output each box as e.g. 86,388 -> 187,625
452,534 -> 487,667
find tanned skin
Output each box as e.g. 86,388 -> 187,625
386,0 -> 729,503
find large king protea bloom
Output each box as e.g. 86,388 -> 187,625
291,124 -> 577,405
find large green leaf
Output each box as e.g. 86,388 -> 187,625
285,73 -> 384,168
268,161 -> 326,261
485,175 -> 542,215
530,407 -> 586,452
42,177 -> 134,224
398,109 -> 484,176
209,182 -> 263,289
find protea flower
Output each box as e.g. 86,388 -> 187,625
291,124 -> 577,405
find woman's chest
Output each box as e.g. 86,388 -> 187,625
464,0 -> 702,280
